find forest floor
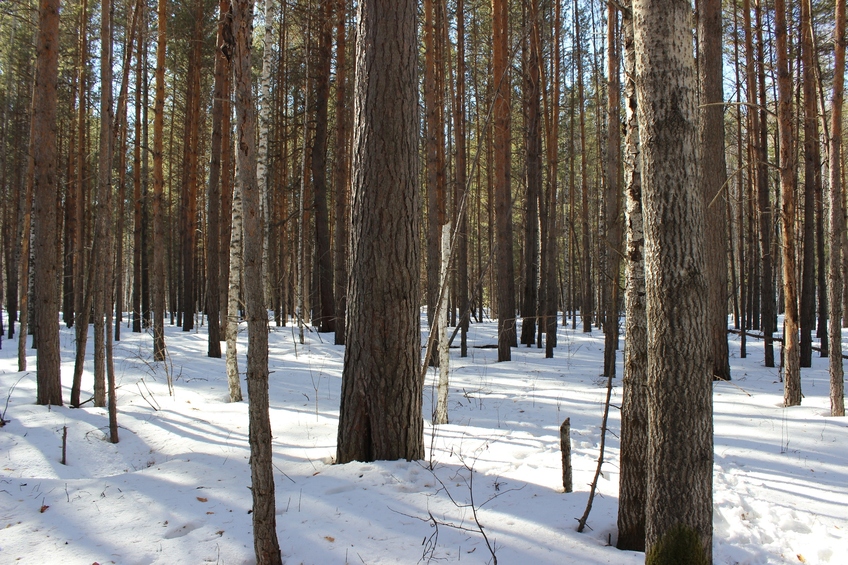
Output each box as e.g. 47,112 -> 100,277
0,313 -> 846,564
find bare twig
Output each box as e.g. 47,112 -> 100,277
576,371 -> 614,532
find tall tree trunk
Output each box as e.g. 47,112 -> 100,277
799,0 -> 820,366
828,0 -> 846,417
616,1 -> 646,549
520,0 -> 541,348
257,0 -> 273,308
454,0 -> 469,357
32,0 -> 61,405
332,0 -> 349,345
181,0 -> 203,333
312,0 -> 335,333
132,12 -> 143,334
603,3 -> 622,378
575,0 -> 592,333
425,0 -> 447,350
93,0 -> 115,410
206,0 -> 230,359
633,0 -> 713,561
152,0 -> 167,361
336,0 -> 423,463
699,0 -> 731,381
775,0 -> 801,407
493,0 -> 516,361
226,140 -> 244,403
230,0 -> 282,561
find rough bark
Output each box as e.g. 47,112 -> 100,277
520,0 -> 541,348
152,0 -> 167,361
454,0 -> 469,357
230,0 -> 282,561
336,0 -> 423,463
799,0 -> 817,368
616,0 -> 646,550
32,0 -> 62,405
425,0 -> 447,343
206,0 -> 230,359
312,0 -> 336,333
493,0 -> 516,361
829,0 -> 846,417
603,3 -> 622,378
92,0 -> 115,409
698,0 -> 731,381
332,0 -> 349,345
775,0 -> 802,407
633,0 -> 713,561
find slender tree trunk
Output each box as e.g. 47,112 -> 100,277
332,0 -> 349,345
257,0 -> 273,307
603,3 -> 622,378
206,0 -> 230,359
17,112 -> 34,371
92,0 -> 115,410
775,0 -> 802,407
132,10 -> 143,334
230,1 -> 282,561
699,0 -> 731,381
520,0 -> 541,347
336,0 -> 423,463
32,0 -> 61,405
799,0 -> 820,366
828,0 -> 846,417
616,1 -> 646,549
312,0 -> 336,333
152,0 -> 167,361
493,0 -> 516,361
575,0 -> 592,333
454,0 -> 469,357
425,0 -> 447,350
633,0 -> 713,561
180,0 -> 203,333
226,150 -> 244,402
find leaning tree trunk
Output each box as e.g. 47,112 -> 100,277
230,0 -> 282,562
633,0 -> 713,561
336,0 -> 423,463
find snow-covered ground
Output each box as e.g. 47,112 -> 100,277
0,314 -> 845,564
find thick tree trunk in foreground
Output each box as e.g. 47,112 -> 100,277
633,0 -> 713,561
33,0 -> 62,405
336,0 -> 423,463
616,0 -> 646,550
231,0 -> 282,562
